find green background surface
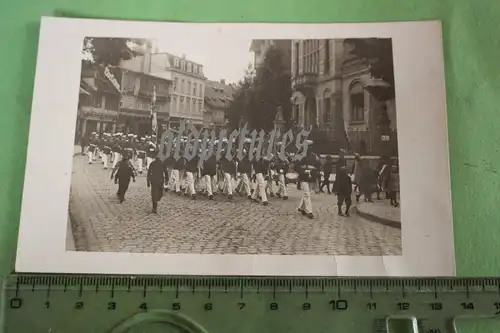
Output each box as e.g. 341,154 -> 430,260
1,0 -> 499,331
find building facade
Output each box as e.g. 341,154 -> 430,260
120,48 -> 206,131
203,80 -> 236,131
290,39 -> 398,155
76,64 -> 173,138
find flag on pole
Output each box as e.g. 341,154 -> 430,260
151,84 -> 157,137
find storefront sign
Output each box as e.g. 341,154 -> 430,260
104,67 -> 121,92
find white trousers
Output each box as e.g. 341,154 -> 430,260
276,173 -> 287,197
184,171 -> 196,195
102,153 -> 110,169
87,151 -> 93,163
266,170 -> 275,194
223,173 -> 233,195
146,157 -> 153,169
298,182 -> 313,214
172,169 -> 181,192
93,148 -> 99,161
136,158 -> 143,173
112,152 -> 121,169
212,175 -> 219,193
251,173 -> 268,202
239,174 -> 252,197
203,175 -> 213,196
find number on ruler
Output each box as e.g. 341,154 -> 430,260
270,302 -> 278,310
44,301 -> 50,309
302,303 -> 311,310
75,302 -> 84,310
329,300 -> 348,310
398,302 -> 410,310
238,303 -> 245,310
430,302 -> 443,310
367,303 -> 376,310
461,302 -> 474,310
140,303 -> 148,311
108,302 -> 116,310
172,303 -> 181,311
204,303 -> 213,311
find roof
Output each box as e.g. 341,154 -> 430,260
152,52 -> 203,67
249,40 -> 264,52
204,80 -> 236,109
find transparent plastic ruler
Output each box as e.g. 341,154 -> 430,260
2,275 -> 500,332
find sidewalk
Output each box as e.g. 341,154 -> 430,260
355,200 -> 401,229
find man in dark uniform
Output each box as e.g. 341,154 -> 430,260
236,149 -> 252,199
101,134 -> 112,169
295,141 -> 318,219
320,155 -> 334,194
201,151 -> 217,200
250,153 -> 269,206
111,155 -> 136,204
147,151 -> 164,213
184,149 -> 199,200
219,149 -> 236,200
274,153 -> 290,200
333,165 -> 353,216
172,149 -> 186,195
136,138 -> 147,174
146,140 -> 157,170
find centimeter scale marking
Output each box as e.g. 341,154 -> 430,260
3,275 -> 500,333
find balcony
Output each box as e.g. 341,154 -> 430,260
291,72 -> 318,94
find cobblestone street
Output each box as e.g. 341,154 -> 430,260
68,154 -> 402,255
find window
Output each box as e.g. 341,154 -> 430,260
193,66 -> 198,74
92,93 -> 102,108
187,98 -> 191,112
187,81 -> 191,95
295,42 -> 300,75
181,79 -> 185,93
350,82 -> 365,121
323,97 -> 331,123
104,95 -> 119,111
187,62 -> 192,72
181,61 -> 186,71
192,99 -> 196,113
193,83 -> 197,96
324,39 -> 330,74
174,58 -> 180,67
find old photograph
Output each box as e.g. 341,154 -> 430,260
71,36 -> 401,256
16,18 -> 454,276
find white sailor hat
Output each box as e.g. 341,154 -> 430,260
304,140 -> 313,145
140,137 -> 146,140
244,138 -> 252,144
128,133 -> 134,137
276,141 -> 282,146
133,134 -> 138,138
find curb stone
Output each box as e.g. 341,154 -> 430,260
354,205 -> 401,229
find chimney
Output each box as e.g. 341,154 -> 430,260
220,79 -> 226,84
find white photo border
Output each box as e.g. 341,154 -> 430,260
15,17 -> 455,276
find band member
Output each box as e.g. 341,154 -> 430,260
163,150 -> 175,191
184,150 -> 199,199
320,155 -> 334,194
202,152 -> 217,200
219,149 -> 236,200
146,140 -> 157,170
147,151 -> 164,213
250,154 -> 269,206
111,154 -> 136,204
172,150 -> 186,195
236,149 -> 252,198
333,165 -> 353,216
296,141 -> 318,219
101,134 -> 112,169
90,132 -> 100,162
274,153 -> 290,200
111,133 -> 123,169
266,157 -> 275,197
87,133 -> 97,164
136,138 -> 147,174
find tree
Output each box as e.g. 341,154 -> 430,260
82,37 -> 146,67
345,38 -> 395,101
228,47 -> 293,131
